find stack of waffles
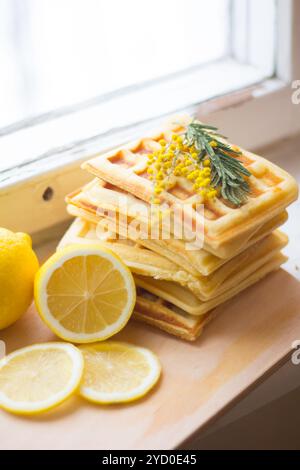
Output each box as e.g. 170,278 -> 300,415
58,115 -> 298,341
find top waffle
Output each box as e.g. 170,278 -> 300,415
82,115 -> 298,258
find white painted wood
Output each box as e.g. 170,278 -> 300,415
276,0 -> 294,82
232,0 -> 276,76
248,0 -> 276,76
0,59 -> 266,177
291,0 -> 300,79
231,0 -> 249,62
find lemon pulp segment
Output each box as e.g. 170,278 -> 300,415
35,245 -> 136,343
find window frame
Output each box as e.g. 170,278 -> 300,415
0,0 -> 299,236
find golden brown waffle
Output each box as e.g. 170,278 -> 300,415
133,253 -> 287,340
135,253 -> 287,316
134,232 -> 288,302
59,216 -> 288,301
58,218 -> 287,340
82,116 -> 298,258
66,182 -> 288,276
58,218 -> 196,285
134,292 -> 212,342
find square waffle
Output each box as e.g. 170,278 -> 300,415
66,180 -> 288,277
59,216 -> 288,301
135,232 -> 287,301
134,253 -> 287,340
58,217 -> 196,285
82,115 -> 298,258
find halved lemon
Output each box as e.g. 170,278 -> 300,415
79,342 -> 161,404
0,342 -> 83,415
35,245 -> 136,343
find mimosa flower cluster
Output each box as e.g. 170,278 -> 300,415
147,134 -> 218,204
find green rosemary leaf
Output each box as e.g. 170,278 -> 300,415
223,167 -> 241,182
205,144 -> 215,158
184,120 -> 251,205
198,149 -> 207,160
228,187 -> 242,206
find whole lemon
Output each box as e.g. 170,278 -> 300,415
0,228 -> 39,329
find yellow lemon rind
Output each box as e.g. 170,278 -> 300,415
0,229 -> 39,330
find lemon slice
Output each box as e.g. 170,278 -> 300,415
79,342 -> 161,404
0,342 -> 83,415
35,245 -> 136,343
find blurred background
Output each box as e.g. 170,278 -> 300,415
0,0 -> 231,128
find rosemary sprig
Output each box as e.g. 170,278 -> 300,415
184,121 -> 251,206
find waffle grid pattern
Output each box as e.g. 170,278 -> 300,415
82,116 -> 298,256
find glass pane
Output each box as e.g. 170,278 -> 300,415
0,0 -> 230,128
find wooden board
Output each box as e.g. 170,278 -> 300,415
0,263 -> 300,450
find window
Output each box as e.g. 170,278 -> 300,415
1,0 -> 231,128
